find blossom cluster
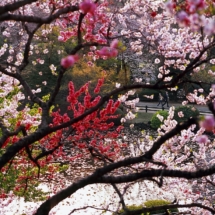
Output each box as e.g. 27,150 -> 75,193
165,0 -> 215,35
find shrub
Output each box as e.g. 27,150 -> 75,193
143,199 -> 179,215
150,110 -> 168,129
174,105 -> 199,124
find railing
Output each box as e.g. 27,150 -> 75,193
136,105 -> 212,115
137,105 -> 165,113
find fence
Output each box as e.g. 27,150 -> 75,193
136,105 -> 212,115
137,105 -> 165,113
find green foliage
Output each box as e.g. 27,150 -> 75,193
174,105 -> 199,124
22,26 -> 69,98
0,164 -> 48,202
0,160 -> 69,202
112,200 -> 178,215
96,57 -> 120,72
143,199 -> 178,215
113,204 -> 144,215
150,110 -> 168,129
129,112 -> 154,124
69,56 -> 130,95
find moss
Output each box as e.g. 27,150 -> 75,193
113,204 -> 144,215
112,200 -> 179,215
143,199 -> 179,215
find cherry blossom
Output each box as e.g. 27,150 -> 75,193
200,115 -> 215,132
0,0 -> 215,215
61,55 -> 79,68
79,0 -> 97,15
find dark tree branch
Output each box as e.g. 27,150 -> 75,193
0,122 -> 25,148
20,23 -> 42,70
68,204 -> 115,215
34,144 -> 61,161
47,67 -> 66,108
111,183 -> 127,210
77,13 -> 85,44
0,64 -> 44,107
68,42 -> 99,55
0,6 -> 79,23
35,161 -> 215,215
47,41 -> 99,110
25,146 -> 41,178
144,117 -> 198,159
0,0 -> 38,15
0,84 -> 197,171
85,139 -> 114,164
97,166 -> 215,184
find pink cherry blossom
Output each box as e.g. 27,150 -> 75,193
200,115 -> 215,132
79,0 -> 97,15
196,135 -> 209,144
97,47 -> 118,58
178,111 -> 184,118
165,0 -> 176,14
2,1 -> 215,214
187,0 -> 206,13
58,35 -> 65,42
177,11 -> 190,26
110,39 -> 119,49
61,55 -> 79,69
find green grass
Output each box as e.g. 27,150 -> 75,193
130,112 -> 153,124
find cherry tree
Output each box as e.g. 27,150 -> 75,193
0,0 -> 215,215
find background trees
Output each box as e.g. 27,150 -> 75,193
0,0 -> 215,215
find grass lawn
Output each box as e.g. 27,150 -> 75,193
130,112 -> 153,124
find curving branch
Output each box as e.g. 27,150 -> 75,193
0,0 -> 38,15
20,23 -> 42,70
77,13 -> 85,44
0,5 -> 79,23
47,41 -> 99,109
144,117 -> 198,159
97,166 -> 215,184
0,122 -> 26,148
35,161 -> 215,215
25,145 -> 41,178
0,80 -> 198,170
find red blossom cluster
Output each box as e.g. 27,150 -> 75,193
42,79 -> 124,163
58,31 -> 77,42
0,76 -> 125,200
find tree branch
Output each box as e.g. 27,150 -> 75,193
0,0 -> 38,15
0,6 -> 79,23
